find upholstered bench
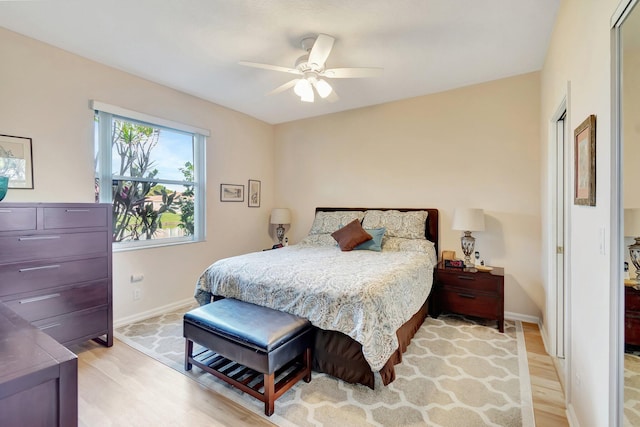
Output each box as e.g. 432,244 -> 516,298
183,298 -> 313,416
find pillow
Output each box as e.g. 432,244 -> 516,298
362,210 -> 428,239
354,227 -> 386,252
298,233 -> 337,247
331,219 -> 372,251
382,236 -> 435,254
309,211 -> 365,235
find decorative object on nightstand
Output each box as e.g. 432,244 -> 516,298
430,264 -> 505,332
625,208 -> 640,282
0,176 -> 7,201
270,208 -> 291,245
451,208 -> 485,272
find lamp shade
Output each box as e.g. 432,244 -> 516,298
270,208 -> 291,225
625,209 -> 640,237
452,208 -> 485,232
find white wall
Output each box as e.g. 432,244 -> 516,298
275,72 -> 543,319
0,28 -> 276,323
540,0 -> 619,425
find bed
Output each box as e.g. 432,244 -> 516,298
194,207 -> 439,388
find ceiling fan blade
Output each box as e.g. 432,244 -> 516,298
239,61 -> 301,75
308,34 -> 335,69
267,79 -> 299,96
323,67 -> 383,78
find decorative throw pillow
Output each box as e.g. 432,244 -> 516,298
309,211 -> 365,235
362,210 -> 428,239
331,219 -> 372,251
354,227 -> 386,252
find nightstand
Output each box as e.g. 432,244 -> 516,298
430,264 -> 505,332
625,283 -> 640,347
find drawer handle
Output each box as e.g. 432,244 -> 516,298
19,293 -> 61,304
38,323 -> 61,331
457,276 -> 476,281
18,235 -> 61,241
19,264 -> 61,272
458,293 -> 477,299
66,209 -> 90,212
0,209 -> 12,213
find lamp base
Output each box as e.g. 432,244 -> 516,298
461,231 -> 476,272
276,224 -> 285,245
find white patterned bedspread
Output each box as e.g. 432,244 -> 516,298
195,244 -> 436,371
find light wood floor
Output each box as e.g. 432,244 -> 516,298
73,322 -> 569,426
522,322 -> 570,426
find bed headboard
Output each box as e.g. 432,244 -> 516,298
315,207 -> 439,255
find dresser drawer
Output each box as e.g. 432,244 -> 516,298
0,231 -> 108,264
43,207 -> 108,229
438,289 -> 500,319
437,270 -> 500,293
33,306 -> 109,346
4,280 -> 109,322
0,207 -> 37,232
0,257 -> 109,297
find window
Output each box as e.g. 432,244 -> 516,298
93,101 -> 207,249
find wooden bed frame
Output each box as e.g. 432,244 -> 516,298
311,207 -> 439,388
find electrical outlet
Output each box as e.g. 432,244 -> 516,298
133,288 -> 141,301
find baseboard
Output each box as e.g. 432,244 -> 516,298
505,311 -> 540,325
566,402 -> 579,426
538,319 -> 552,355
114,297 -> 194,328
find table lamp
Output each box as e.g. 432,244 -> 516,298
452,208 -> 485,272
270,208 -> 291,245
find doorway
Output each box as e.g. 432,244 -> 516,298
548,98 -> 569,389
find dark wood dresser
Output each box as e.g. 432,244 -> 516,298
0,203 -> 113,347
430,265 -> 505,332
625,283 -> 640,347
0,302 -> 78,427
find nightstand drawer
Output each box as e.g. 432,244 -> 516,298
626,286 -> 640,311
436,270 -> 500,292
438,289 -> 500,319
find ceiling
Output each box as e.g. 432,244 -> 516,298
0,0 -> 560,125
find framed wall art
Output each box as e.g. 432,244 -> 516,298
220,183 -> 244,202
0,134 -> 33,189
574,115 -> 596,206
248,179 -> 261,207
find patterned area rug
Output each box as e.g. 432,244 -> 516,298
115,304 -> 534,427
625,353 -> 640,426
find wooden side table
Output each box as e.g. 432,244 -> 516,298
625,282 -> 640,347
430,264 -> 505,332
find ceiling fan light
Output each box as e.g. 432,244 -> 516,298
314,79 -> 333,98
294,78 -> 311,97
301,89 -> 314,103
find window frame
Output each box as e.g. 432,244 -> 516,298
92,101 -> 208,250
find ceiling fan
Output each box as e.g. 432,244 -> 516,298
239,34 -> 383,103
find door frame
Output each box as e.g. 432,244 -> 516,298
546,91 -> 571,394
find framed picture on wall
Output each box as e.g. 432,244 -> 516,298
574,115 -> 596,206
220,183 -> 244,202
573,114 -> 596,206
0,134 -> 34,189
248,179 -> 261,207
